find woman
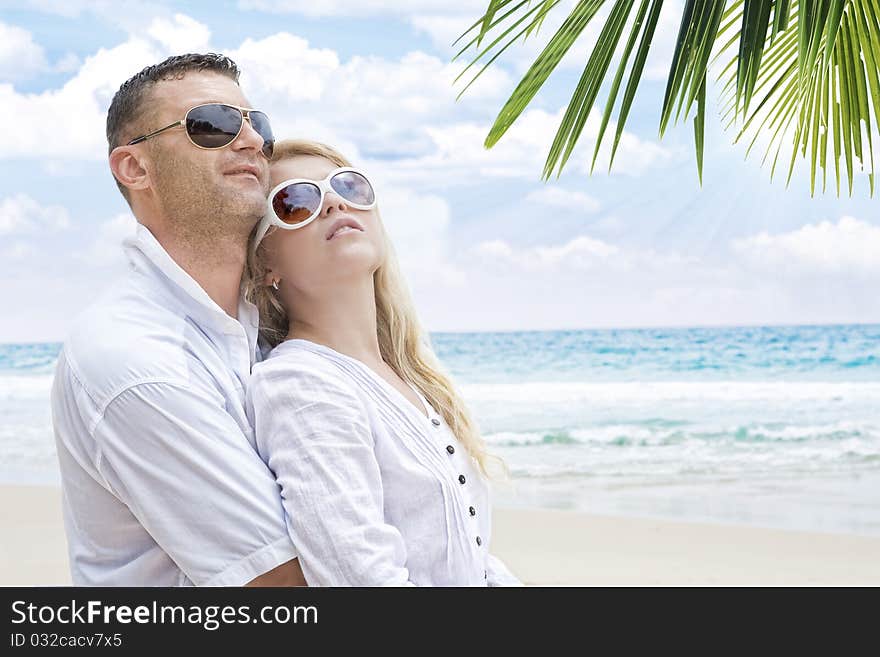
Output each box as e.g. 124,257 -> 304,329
245,139 -> 521,586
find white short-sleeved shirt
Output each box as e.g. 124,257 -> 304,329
50,222 -> 297,586
246,338 -> 522,587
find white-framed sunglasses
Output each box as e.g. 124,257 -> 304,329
252,167 -> 376,252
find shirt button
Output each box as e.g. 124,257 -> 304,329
469,506 -> 476,516
476,536 -> 482,546
446,445 -> 455,454
458,474 -> 466,484
431,418 -> 441,427
484,570 -> 488,580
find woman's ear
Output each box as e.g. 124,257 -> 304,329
262,269 -> 276,287
109,146 -> 150,193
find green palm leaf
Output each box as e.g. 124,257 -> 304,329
720,0 -> 879,195
454,0 -> 880,195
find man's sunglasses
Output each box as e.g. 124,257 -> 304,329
127,103 -> 275,158
252,168 -> 376,252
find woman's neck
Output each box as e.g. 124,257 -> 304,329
285,275 -> 383,367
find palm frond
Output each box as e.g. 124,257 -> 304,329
544,0 -> 639,179
591,0 -> 660,173
452,1 -> 563,101
454,0 -> 880,195
481,1 -> 607,149
720,0 -> 879,196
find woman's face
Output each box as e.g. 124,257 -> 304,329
261,154 -> 386,295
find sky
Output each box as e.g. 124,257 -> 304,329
0,0 -> 878,343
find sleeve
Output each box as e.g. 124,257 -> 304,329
250,360 -> 416,586
486,553 -> 524,587
93,380 -> 298,586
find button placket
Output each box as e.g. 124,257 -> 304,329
428,404 -> 482,559
441,422 -> 481,538
431,410 -> 465,484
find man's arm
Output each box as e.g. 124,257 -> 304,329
246,558 -> 307,587
91,379 -> 299,586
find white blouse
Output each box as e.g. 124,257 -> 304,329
247,338 -> 522,586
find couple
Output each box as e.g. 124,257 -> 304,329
50,53 -> 521,587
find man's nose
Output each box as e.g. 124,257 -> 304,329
232,114 -> 266,154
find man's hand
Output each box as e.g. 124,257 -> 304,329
246,558 -> 307,586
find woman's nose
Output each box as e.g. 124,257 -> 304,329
322,193 -> 348,216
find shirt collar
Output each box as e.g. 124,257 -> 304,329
123,222 -> 261,357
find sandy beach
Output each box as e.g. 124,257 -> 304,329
2,484 -> 879,586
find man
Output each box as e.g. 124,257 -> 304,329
50,53 -> 306,586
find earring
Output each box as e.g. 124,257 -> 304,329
271,280 -> 280,291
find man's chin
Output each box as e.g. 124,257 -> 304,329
242,198 -> 269,227
228,188 -> 268,219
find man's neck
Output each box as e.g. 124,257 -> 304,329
153,224 -> 248,319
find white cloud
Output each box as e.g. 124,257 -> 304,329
0,15 -> 212,161
410,15 -> 476,51
242,0 -> 592,78
54,52 -> 83,73
379,187 -> 465,287
427,232 -> 725,330
1,241 -> 35,260
21,0 -> 116,17
525,186 -> 600,213
474,217 -> 880,285
1,16 -> 667,186
474,233 -> 687,273
0,24 -> 81,78
475,235 -> 637,271
732,216 -> 880,276
21,0 -> 174,31
475,240 -> 513,259
146,13 -> 211,53
444,215 -> 880,331
0,194 -> 70,235
238,1 -> 487,17
230,33 -> 340,103
414,2 -> 601,74
78,212 -> 138,267
418,0 -> 683,82
0,22 -> 48,81
378,106 -> 672,188
240,0 -> 634,81
229,34 -> 512,159
533,236 -> 622,267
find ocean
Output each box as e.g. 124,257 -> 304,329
2,324 -> 879,536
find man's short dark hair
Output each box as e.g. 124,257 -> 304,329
106,52 -> 241,201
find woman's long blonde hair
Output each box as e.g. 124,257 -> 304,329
244,139 -> 508,480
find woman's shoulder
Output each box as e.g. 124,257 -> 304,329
251,340 -> 347,384
251,340 -> 356,393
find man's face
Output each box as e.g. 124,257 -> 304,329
141,72 -> 271,238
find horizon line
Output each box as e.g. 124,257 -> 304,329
2,319 -> 879,347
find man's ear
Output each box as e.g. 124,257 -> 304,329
109,146 -> 150,193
